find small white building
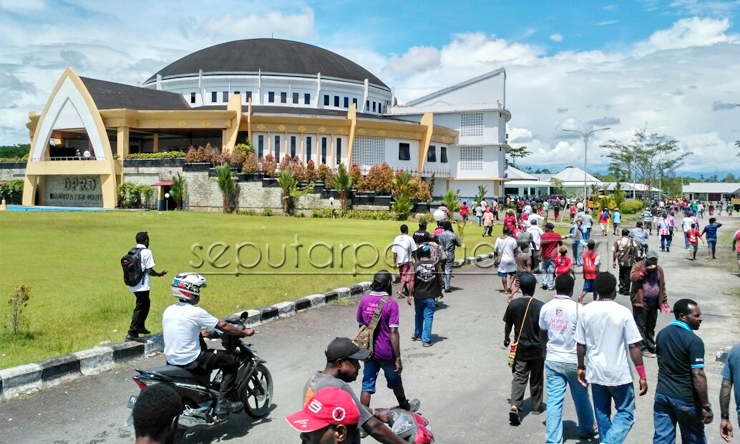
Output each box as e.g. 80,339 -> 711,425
504,166 -> 553,196
682,183 -> 740,201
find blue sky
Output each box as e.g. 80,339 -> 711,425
1,0 -> 739,175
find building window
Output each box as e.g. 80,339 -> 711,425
293,92 -> 299,104
398,143 -> 410,161
460,113 -> 484,137
336,138 -> 342,165
306,136 -> 312,161
460,146 -> 483,170
223,91 -> 229,102
304,93 -> 311,105
366,100 -> 370,111
324,95 -> 330,106
190,92 -> 196,104
334,96 -> 339,107
321,137 -> 328,164
427,145 -> 436,162
268,92 -> 275,103
290,136 -> 297,157
211,91 -> 218,103
343,97 -> 349,108
246,91 -> 252,102
351,137 -> 385,166
352,98 -> 357,106
258,135 -> 264,158
274,135 -> 281,159
440,146 -> 448,163
372,102 -> 377,112
280,92 -> 287,104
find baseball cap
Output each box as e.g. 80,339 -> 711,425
325,337 -> 371,362
286,387 -> 360,433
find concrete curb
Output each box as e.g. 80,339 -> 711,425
0,281 -> 372,401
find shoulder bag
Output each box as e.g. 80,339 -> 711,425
353,296 -> 390,358
508,297 -> 534,367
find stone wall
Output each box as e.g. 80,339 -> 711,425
0,163 -> 27,181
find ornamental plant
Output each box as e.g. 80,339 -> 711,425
317,163 -> 330,182
305,159 -> 317,182
379,163 -> 395,194
349,164 -> 363,189
279,154 -> 292,173
362,164 -> 383,193
290,156 -> 306,181
263,154 -> 278,177
243,152 -> 259,173
185,146 -> 199,163
229,148 -> 245,167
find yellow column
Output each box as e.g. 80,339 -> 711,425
22,175 -> 37,206
117,126 -> 129,185
222,94 -> 242,154
346,104 -> 357,168
419,112 -> 434,173
152,133 -> 159,153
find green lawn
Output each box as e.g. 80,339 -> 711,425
0,211 -> 528,368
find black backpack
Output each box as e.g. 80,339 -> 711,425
121,247 -> 144,286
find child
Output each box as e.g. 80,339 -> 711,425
579,240 -> 600,303
686,223 -> 703,260
599,208 -> 610,236
554,245 -> 573,278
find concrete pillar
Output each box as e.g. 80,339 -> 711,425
153,133 -> 159,153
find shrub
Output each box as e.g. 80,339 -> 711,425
8,284 -> 31,335
279,154 -> 292,173
619,199 -> 644,214
0,179 -> 24,204
379,163 -> 395,193
243,152 -> 259,173
214,164 -> 237,213
263,154 -> 277,177
409,178 -> 432,202
169,172 -> 186,210
116,183 -> 154,209
392,193 -> 413,220
263,208 -> 273,216
202,144 -> 220,164
185,146 -> 199,163
349,164 -> 363,189
229,148 -> 246,167
290,156 -> 306,181
234,140 -> 253,156
125,151 -> 186,159
362,164 -> 383,193
415,212 -> 434,223
305,160 -> 318,182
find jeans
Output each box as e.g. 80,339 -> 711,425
633,302 -> 659,353
591,382 -> 635,444
443,257 -> 454,290
585,227 -> 592,240
707,239 -> 716,254
661,235 -> 671,251
128,290 -> 151,337
477,215 -> 482,226
511,358 -> 544,411
653,392 -> 707,444
361,358 -> 403,393
413,297 -> 435,344
541,258 -> 555,290
684,233 -> 690,249
545,361 -> 595,444
573,240 -> 584,266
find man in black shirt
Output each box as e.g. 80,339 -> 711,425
407,245 -> 442,348
503,273 -> 544,426
654,298 -> 713,443
412,220 -> 435,246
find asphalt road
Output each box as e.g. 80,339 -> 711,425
1,219 -> 738,444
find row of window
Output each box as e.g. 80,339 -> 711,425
188,90 -> 388,113
255,134 -> 343,165
398,144 -> 448,163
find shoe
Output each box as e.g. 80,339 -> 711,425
215,399 -> 244,418
642,351 -> 656,358
509,405 -> 521,426
400,398 -> 421,412
579,429 -> 598,439
126,335 -> 145,343
137,328 -> 151,335
411,335 -> 420,341
422,342 -> 432,348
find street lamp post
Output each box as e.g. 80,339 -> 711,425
562,127 -> 611,201
329,197 -> 335,219
164,192 -> 170,212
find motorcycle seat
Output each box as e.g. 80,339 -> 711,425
142,365 -> 208,383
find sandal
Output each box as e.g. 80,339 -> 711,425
411,335 -> 420,341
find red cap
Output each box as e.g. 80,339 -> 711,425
286,387 -> 360,433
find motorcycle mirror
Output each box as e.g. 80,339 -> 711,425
239,311 -> 250,320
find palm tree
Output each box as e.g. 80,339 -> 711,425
277,169 -> 297,214
169,172 -> 186,209
215,164 -> 236,213
333,163 -> 352,210
476,184 -> 488,205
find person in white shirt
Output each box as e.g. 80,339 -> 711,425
539,274 -> 596,442
83,148 -> 91,160
126,232 -> 167,341
495,225 -> 519,293
527,219 -> 543,273
163,272 -> 254,419
576,272 -> 648,444
681,213 -> 694,249
392,224 -> 417,298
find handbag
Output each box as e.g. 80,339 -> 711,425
508,297 -> 534,367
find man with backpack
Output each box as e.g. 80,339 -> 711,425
123,232 -> 167,342
356,270 -> 419,414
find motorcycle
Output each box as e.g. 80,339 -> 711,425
388,408 -> 435,443
126,312 -> 273,429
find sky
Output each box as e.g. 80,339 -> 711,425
1,0 -> 739,176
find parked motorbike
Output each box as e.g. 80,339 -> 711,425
388,408 -> 435,443
126,312 -> 273,429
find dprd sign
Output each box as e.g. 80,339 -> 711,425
46,176 -> 103,207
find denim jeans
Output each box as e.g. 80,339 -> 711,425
653,392 -> 707,444
443,257 -> 454,290
541,258 -> 555,290
573,240 -> 584,266
545,361 -> 595,444
477,215 -> 482,226
591,383 -> 635,444
413,297 -> 435,344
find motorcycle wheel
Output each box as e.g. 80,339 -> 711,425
240,364 -> 273,418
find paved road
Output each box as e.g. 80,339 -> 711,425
1,217 -> 739,444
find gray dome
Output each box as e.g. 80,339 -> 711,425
145,39 -> 388,88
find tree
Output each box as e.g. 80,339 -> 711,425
723,173 -> 737,183
277,170 -> 297,214
442,189 -> 461,213
507,146 -> 531,168
214,164 -> 236,213
476,184 -> 488,205
601,129 -> 690,198
334,163 -> 352,210
169,172 -> 186,209
549,177 -> 565,195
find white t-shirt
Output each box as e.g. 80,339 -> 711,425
681,217 -> 693,232
527,225 -> 543,249
392,234 -> 417,265
128,244 -> 155,293
162,302 -> 219,366
575,301 -> 642,386
539,295 -> 581,364
495,236 -> 518,273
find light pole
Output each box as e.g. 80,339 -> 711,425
329,196 -> 335,219
562,127 -> 610,200
164,192 -> 170,211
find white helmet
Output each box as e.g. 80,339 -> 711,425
171,272 -> 207,302
576,202 -> 584,210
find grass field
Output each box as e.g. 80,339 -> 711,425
0,210 -> 540,369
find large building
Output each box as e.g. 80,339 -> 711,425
22,39 -> 510,208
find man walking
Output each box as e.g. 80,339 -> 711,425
126,232 -> 167,342
682,213 -> 694,249
412,220 -> 434,247
392,224 -> 417,298
582,209 -> 594,240
734,228 -> 740,274
578,239 -> 600,303
700,217 -> 722,260
437,221 -> 461,292
407,245 -> 442,347
612,208 -> 622,235
720,343 -> 740,443
482,207 -> 494,237
571,218 -> 586,266
356,271 -> 419,414
576,272 -> 649,444
527,219 -> 543,273
539,274 -> 596,442
631,250 -> 668,358
613,229 -> 634,296
540,222 -> 563,291
503,273 -> 545,426
654,299 -> 713,443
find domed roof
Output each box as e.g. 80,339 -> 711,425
146,39 -> 387,88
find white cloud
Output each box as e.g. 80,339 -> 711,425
196,8 -> 314,41
383,46 -> 441,77
634,17 -> 737,56
549,33 -> 563,43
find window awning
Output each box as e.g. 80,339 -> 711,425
151,180 -> 173,186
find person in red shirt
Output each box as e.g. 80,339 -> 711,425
554,246 -> 573,278
459,201 -> 469,222
733,229 -> 740,273
686,223 -> 703,261
578,240 -> 601,303
540,223 -> 564,290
